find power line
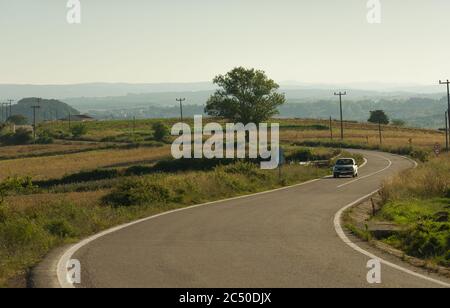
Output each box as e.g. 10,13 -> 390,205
378,119 -> 383,145
7,99 -> 14,118
334,91 -> 347,140
439,79 -> 450,150
1,102 -> 9,123
176,98 -> 186,122
444,111 -> 449,152
31,98 -> 41,142
329,116 -> 333,140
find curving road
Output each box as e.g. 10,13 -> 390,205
66,150 -> 450,288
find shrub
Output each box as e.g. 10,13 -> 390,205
45,220 -> 76,238
152,122 -> 169,142
0,176 -> 35,204
104,178 -> 172,207
400,221 -> 449,259
286,148 -> 314,162
221,161 -> 260,177
70,124 -> 88,138
0,128 -> 33,145
36,129 -> 54,144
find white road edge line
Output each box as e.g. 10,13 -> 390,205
337,155 -> 390,188
334,155 -> 450,288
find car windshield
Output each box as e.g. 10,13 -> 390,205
336,159 -> 354,165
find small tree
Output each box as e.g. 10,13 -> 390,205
368,110 -> 389,125
152,122 -> 169,142
7,115 -> 28,125
205,67 -> 286,125
70,124 -> 88,138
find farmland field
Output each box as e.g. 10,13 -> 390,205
0,117 -> 447,287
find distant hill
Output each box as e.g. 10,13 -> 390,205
0,83 -> 217,100
85,96 -> 448,129
1,82 -> 447,128
0,82 -> 445,101
8,98 -> 80,124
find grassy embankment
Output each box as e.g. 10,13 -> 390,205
374,155 -> 450,267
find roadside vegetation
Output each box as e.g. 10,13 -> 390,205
0,114 -> 445,286
0,153 -> 333,287
375,155 -> 450,267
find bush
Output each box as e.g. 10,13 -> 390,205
104,178 -> 172,207
36,129 -> 54,144
45,220 -> 76,238
286,148 -> 314,162
221,161 -> 261,177
0,177 -> 35,204
70,124 -> 88,138
400,221 -> 449,260
0,128 -> 33,145
152,122 -> 169,142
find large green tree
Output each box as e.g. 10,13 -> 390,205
204,67 -> 286,124
368,110 -> 389,125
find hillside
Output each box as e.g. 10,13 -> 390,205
71,95 -> 448,129
9,98 -> 80,124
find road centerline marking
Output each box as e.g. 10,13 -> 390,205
337,155 -> 391,188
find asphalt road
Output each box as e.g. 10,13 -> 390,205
71,150 -> 450,288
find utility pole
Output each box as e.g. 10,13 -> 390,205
334,91 -> 347,140
446,111 -> 449,152
329,116 -> 333,140
132,116 -> 136,142
0,103 -> 4,123
439,80 -> 450,143
7,99 -> 14,117
31,99 -> 41,142
378,120 -> 383,145
1,102 -> 9,122
176,98 -> 186,122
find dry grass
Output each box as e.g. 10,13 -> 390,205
0,146 -> 171,181
280,119 -> 444,150
1,118 -> 443,183
39,118 -> 445,149
0,141 -> 119,160
5,190 -> 109,211
381,154 -> 450,201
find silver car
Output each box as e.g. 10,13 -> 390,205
333,158 -> 359,178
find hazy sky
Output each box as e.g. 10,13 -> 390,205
1,0 -> 449,85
